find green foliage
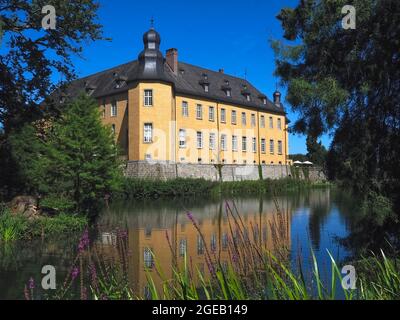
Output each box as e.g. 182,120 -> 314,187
306,135 -> 327,167
119,178 -> 217,199
8,94 -> 123,213
40,195 -> 76,214
0,211 -> 87,242
273,0 -> 400,208
0,213 -> 28,242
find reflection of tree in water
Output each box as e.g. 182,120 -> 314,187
307,190 -> 332,250
331,191 -> 400,258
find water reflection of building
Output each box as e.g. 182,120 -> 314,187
95,197 -> 293,297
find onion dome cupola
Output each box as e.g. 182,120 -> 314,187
137,27 -> 165,80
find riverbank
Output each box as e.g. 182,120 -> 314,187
0,205 -> 87,242
117,177 -> 332,199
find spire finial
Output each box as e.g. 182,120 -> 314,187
150,17 -> 154,29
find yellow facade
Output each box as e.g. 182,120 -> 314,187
100,82 -> 290,165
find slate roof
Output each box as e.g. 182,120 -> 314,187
55,28 -> 286,116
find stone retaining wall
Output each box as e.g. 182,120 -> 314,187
124,161 -> 326,182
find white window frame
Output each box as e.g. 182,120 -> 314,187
179,129 -> 186,148
242,112 -> 246,126
252,137 -> 257,153
242,136 -> 247,152
277,118 -> 282,130
111,101 -> 117,117
196,104 -> 203,120
251,114 -> 256,127
261,139 -> 266,154
261,115 -> 265,128
179,239 -> 187,257
144,89 -> 153,107
144,248 -> 153,268
231,110 -> 237,125
232,135 -> 238,152
270,139 -> 275,154
209,133 -> 216,150
209,106 -> 215,121
221,134 -> 227,151
278,140 -> 283,155
221,108 -> 226,123
196,131 -> 203,149
269,117 -> 274,129
144,123 -> 153,143
226,89 -> 231,97
182,101 -> 189,117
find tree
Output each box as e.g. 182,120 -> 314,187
8,94 -> 122,213
0,1 -> 105,199
306,135 -> 327,167
272,0 -> 400,209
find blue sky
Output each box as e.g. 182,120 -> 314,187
69,0 -> 332,154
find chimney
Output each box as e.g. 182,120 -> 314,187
219,68 -> 224,74
166,48 -> 178,74
273,90 -> 281,106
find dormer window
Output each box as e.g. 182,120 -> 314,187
221,80 -> 232,97
263,98 -> 267,105
241,84 -> 251,101
199,74 -> 210,93
85,83 -> 96,96
114,75 -> 127,89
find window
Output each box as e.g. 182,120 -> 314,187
277,118 -> 282,130
242,137 -> 247,152
222,233 -> 229,250
144,123 -> 153,143
278,140 -> 283,155
179,129 -> 186,148
209,133 -> 216,150
144,89 -> 153,106
211,234 -> 217,252
197,235 -> 204,255
111,124 -> 116,135
226,89 -> 231,97
231,110 -> 237,125
270,139 -> 275,154
209,106 -> 215,121
242,112 -> 246,126
252,137 -> 257,153
269,117 -> 274,129
221,109 -> 226,123
261,115 -> 265,128
179,239 -> 187,257
196,104 -> 203,120
232,136 -> 238,152
263,98 -> 267,105
251,114 -> 256,127
221,134 -> 227,151
204,84 -> 209,92
196,131 -> 203,149
261,139 -> 266,154
182,101 -> 189,117
111,101 -> 117,117
144,248 -> 153,268
102,99 -> 106,118
246,95 -> 251,102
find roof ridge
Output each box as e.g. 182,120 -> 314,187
178,61 -> 251,84
77,59 -> 137,82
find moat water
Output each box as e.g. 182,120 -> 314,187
0,188 -> 367,299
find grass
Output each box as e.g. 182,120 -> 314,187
0,204 -> 88,242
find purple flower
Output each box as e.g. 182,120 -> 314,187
90,264 -> 98,289
28,277 -> 35,290
78,228 -> 90,253
71,267 -> 80,281
186,212 -> 197,225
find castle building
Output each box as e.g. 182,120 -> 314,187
63,27 -> 290,166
